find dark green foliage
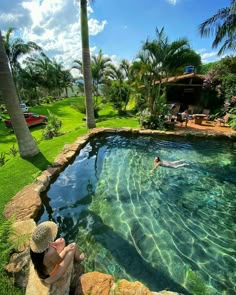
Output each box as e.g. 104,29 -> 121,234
199,61 -> 220,74
103,82 -> 129,113
42,110 -> 62,139
222,74 -> 236,100
0,218 -> 15,268
229,107 -> 236,130
202,56 -> 236,111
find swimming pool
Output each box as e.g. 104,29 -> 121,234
40,134 -> 236,294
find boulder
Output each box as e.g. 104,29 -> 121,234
76,271 -> 114,295
11,219 -> 36,252
3,184 -> 42,221
117,279 -> 153,295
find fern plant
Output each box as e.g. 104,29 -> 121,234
0,218 -> 16,268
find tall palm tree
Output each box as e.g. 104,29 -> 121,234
199,0 -> 236,55
138,27 -> 192,114
0,30 -> 39,157
91,49 -> 111,96
80,0 -> 96,128
3,27 -> 41,100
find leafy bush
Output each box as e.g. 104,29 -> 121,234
229,108 -> 236,130
140,113 -> 173,130
41,96 -> 55,104
103,82 -> 130,113
42,111 -> 62,140
71,102 -> 101,118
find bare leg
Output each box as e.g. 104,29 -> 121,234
173,163 -> 189,168
171,160 -> 185,164
53,237 -> 66,254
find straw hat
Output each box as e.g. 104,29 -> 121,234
30,221 -> 58,253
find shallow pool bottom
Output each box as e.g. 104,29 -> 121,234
40,134 -> 236,294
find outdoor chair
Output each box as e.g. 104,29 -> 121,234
170,104 -> 181,116
202,109 -> 210,121
176,111 -> 188,127
216,113 -> 231,127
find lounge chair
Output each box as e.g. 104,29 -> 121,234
216,113 -> 231,127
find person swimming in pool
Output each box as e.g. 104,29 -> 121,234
150,156 -> 189,172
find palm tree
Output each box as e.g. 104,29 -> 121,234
3,27 -> 41,100
138,27 -> 192,114
91,49 -> 111,96
199,0 -> 236,55
80,0 -> 96,128
106,60 -> 132,110
73,50 -> 111,97
0,30 -> 39,157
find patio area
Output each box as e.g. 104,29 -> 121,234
175,119 -> 236,136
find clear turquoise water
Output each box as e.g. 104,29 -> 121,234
40,134 -> 236,294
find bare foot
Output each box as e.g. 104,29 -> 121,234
75,252 -> 85,262
79,253 -> 85,261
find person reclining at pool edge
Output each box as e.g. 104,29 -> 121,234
30,221 -> 85,284
150,156 -> 189,172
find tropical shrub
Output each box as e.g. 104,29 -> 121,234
41,96 -> 56,104
228,107 -> 236,130
103,82 -> 129,114
42,111 -> 62,139
71,102 -> 101,118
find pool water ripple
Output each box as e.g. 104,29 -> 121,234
40,134 -> 236,294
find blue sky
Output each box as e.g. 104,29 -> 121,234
0,0 -> 232,75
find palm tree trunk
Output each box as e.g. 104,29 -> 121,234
0,30 -> 39,157
80,0 -> 96,128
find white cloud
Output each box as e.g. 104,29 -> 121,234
0,0 -> 107,71
166,0 -> 178,5
201,52 -> 218,59
88,19 -> 107,35
0,12 -> 23,23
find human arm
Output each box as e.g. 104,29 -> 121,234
150,161 -> 160,172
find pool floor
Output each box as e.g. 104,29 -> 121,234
40,135 -> 236,294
